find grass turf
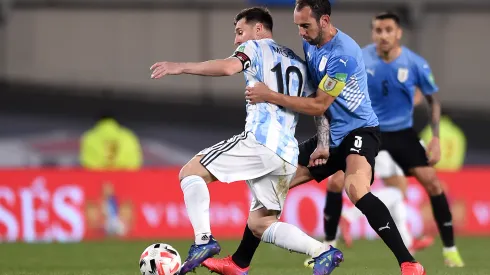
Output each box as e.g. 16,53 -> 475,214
0,237 -> 488,275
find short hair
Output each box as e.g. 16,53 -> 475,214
234,7 -> 273,32
373,11 -> 401,26
295,0 -> 332,20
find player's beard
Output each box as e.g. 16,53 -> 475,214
306,30 -> 323,47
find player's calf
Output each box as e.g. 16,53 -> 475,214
345,155 -> 416,266
412,166 -> 459,254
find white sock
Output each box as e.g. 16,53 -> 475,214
323,240 -> 337,248
180,175 -> 211,244
262,222 -> 326,257
443,246 -> 457,252
374,188 -> 413,247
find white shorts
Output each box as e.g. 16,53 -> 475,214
198,131 -> 296,213
375,150 -> 404,178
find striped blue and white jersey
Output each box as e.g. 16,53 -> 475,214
232,38 -> 314,166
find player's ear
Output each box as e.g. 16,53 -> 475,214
396,27 -> 403,40
255,22 -> 263,34
320,14 -> 330,28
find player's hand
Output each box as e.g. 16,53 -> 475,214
245,82 -> 272,104
150,61 -> 184,79
308,146 -> 329,167
427,137 -> 441,166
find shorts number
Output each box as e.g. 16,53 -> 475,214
354,136 -> 363,149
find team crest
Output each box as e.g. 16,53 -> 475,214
323,77 -> 337,91
397,68 -> 409,83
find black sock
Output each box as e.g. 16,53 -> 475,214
356,192 -> 415,265
430,192 -> 455,247
231,225 -> 261,269
324,191 -> 343,241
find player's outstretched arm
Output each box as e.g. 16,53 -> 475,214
150,58 -> 243,79
246,83 -> 334,116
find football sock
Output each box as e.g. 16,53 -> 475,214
232,225 -> 261,268
324,191 -> 343,241
180,175 -> 211,245
430,193 -> 455,247
261,222 -> 326,257
356,192 -> 415,265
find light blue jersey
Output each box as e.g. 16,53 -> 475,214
303,30 -> 379,147
233,39 -> 315,166
363,44 -> 438,132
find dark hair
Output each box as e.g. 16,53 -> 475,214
373,11 -> 401,26
234,7 -> 273,32
295,0 -> 331,20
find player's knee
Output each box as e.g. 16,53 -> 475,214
289,165 -> 313,189
179,156 -> 212,183
344,172 -> 371,204
247,217 -> 277,239
328,172 -> 345,192
413,167 -> 443,195
179,162 -> 193,181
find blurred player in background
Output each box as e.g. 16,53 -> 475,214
150,7 -> 343,275
80,113 -> 142,170
204,1 -> 425,274
321,11 -> 464,267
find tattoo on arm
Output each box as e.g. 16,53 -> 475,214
425,94 -> 440,138
314,115 -> 330,148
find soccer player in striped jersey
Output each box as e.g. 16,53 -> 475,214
204,1 -> 425,275
150,7 -> 343,275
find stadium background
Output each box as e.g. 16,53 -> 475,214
0,0 -> 490,274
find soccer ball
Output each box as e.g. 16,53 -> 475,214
139,243 -> 182,275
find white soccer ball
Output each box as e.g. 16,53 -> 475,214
139,243 -> 182,275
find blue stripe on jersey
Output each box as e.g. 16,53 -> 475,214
237,39 -> 314,166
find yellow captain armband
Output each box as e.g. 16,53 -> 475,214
318,74 -> 346,97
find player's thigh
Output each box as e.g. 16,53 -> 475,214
298,135 -> 342,184
382,128 -> 429,176
341,127 -> 380,202
247,172 -> 295,217
342,126 -> 380,185
198,131 -> 289,183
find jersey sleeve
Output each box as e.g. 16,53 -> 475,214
318,55 -> 358,97
413,55 -> 439,95
231,41 -> 259,74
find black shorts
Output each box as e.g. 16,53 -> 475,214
380,128 -> 429,176
298,126 -> 381,184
